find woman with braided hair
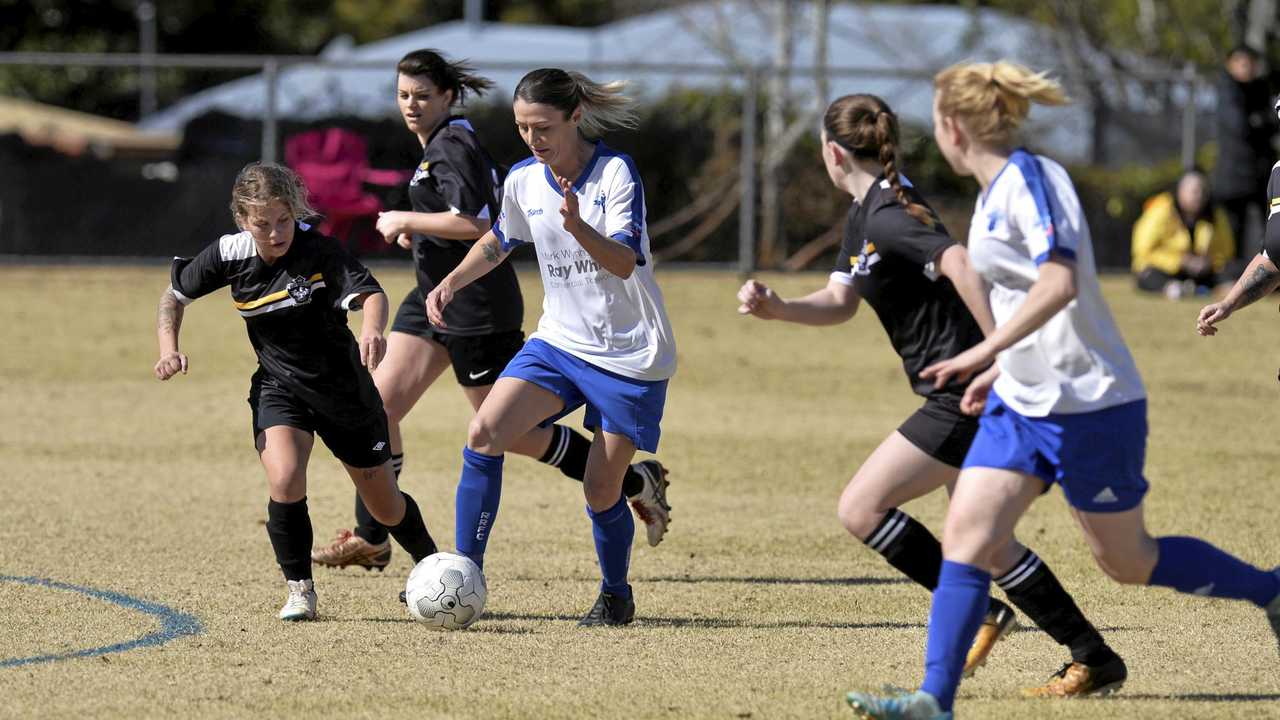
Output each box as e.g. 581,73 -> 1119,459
737,93 -> 1121,692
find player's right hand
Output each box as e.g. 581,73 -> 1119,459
1196,301 -> 1230,336
425,283 -> 453,328
736,279 -> 781,319
154,352 -> 189,380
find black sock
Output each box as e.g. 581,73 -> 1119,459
352,453 -> 400,545
354,495 -> 390,545
385,492 -> 437,564
620,465 -> 644,498
539,424 -> 590,481
267,497 -> 313,581
863,508 -> 943,591
538,425 -> 645,497
996,549 -> 1119,667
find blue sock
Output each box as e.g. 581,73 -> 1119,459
1149,536 -> 1279,607
455,447 -> 503,570
920,561 -> 991,712
587,496 -> 634,598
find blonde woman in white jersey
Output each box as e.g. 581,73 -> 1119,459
847,61 -> 1280,720
425,68 -> 676,626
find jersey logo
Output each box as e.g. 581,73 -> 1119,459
852,239 -> 880,276
285,275 -> 314,305
593,192 -> 606,208
410,161 -> 430,186
527,208 -> 543,217
987,209 -> 1005,231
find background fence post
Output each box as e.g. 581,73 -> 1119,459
1181,61 -> 1197,169
261,58 -> 279,164
738,67 -> 758,277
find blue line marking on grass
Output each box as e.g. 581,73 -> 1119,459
0,575 -> 203,668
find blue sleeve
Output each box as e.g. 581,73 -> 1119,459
603,157 -> 647,266
1009,153 -> 1077,265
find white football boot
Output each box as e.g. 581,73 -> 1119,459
628,460 -> 671,547
278,579 -> 317,621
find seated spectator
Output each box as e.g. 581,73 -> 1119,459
1132,169 -> 1236,299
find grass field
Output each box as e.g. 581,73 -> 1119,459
2,264 -> 1280,719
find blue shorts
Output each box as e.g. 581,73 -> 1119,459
499,338 -> 668,453
962,392 -> 1149,513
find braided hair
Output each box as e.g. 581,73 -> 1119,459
823,94 -> 933,226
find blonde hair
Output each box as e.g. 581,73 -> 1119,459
933,60 -> 1069,146
514,68 -> 639,138
824,94 -> 935,227
230,162 -> 317,225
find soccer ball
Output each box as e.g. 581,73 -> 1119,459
405,552 -> 487,630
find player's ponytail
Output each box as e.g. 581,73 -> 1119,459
934,60 -> 1068,146
230,162 -> 318,225
514,68 -> 639,138
823,94 -> 934,226
397,49 -> 494,105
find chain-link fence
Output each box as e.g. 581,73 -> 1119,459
0,50 -> 1215,270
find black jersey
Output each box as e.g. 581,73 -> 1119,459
408,116 -> 523,336
833,177 -> 985,399
1264,162 -> 1280,257
171,224 -> 384,420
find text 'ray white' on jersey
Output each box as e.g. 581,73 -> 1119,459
493,141 -> 676,381
968,149 -> 1145,416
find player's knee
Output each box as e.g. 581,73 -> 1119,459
941,508 -> 999,564
266,470 -> 306,503
466,416 -> 503,454
835,494 -> 881,541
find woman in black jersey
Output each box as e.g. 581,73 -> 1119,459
154,163 -> 438,621
312,50 -> 671,572
736,95 -> 1125,697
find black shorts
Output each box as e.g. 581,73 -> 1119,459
897,394 -> 979,469
390,286 -> 525,387
249,374 -> 391,469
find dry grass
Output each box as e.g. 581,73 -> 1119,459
1,264 -> 1278,719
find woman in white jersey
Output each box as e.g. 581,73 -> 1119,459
737,93 -> 1123,694
311,50 -> 671,574
425,68 -> 676,626
847,61 -> 1280,720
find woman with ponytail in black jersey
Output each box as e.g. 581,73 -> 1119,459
736,94 -> 1124,697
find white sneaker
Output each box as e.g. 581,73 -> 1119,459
628,460 -> 671,547
279,579 -> 317,621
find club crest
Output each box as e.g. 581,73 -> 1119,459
285,275 -> 313,304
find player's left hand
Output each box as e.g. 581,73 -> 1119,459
376,212 -> 408,243
557,176 -> 581,232
920,342 -> 994,391
960,364 -> 1000,416
359,333 -> 386,372
396,233 -> 413,250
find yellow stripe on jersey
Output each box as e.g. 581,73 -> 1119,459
233,273 -> 323,310
865,242 -> 876,254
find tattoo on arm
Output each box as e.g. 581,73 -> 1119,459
1240,264 -> 1279,305
481,238 -> 501,264
157,287 -> 182,334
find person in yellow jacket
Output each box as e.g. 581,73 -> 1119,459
1132,169 -> 1238,299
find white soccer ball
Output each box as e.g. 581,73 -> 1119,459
405,552 -> 487,630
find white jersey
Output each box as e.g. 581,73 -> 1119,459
969,150 -> 1145,416
493,142 -> 677,381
